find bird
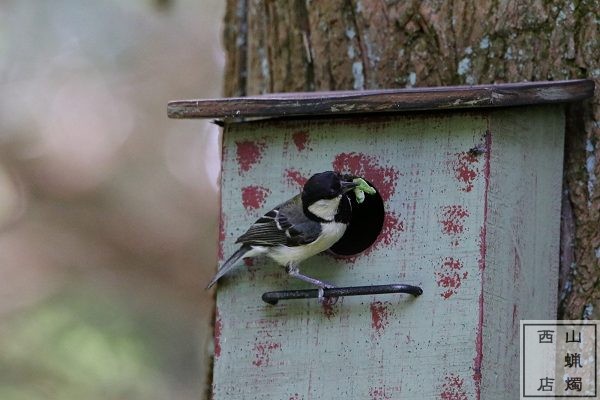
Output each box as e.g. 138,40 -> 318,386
206,171 -> 359,291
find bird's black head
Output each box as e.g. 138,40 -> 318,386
302,171 -> 356,202
301,171 -> 357,222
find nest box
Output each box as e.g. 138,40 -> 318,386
168,80 -> 594,399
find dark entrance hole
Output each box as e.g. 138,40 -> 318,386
330,179 -> 385,256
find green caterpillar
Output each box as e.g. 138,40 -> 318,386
352,177 -> 376,204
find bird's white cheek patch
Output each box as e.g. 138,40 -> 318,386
307,196 -> 342,221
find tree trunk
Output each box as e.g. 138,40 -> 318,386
222,0 -> 599,319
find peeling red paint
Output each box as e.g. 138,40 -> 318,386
477,134 -> 492,271
435,257 -> 467,299
369,386 -> 392,400
252,341 -> 281,367
474,131 -> 492,400
285,168 -> 308,188
513,245 -> 521,283
440,205 -> 470,235
214,311 -> 222,358
473,292 -> 484,390
452,151 -> 479,192
478,226 -> 486,271
218,215 -> 226,260
321,297 -> 338,319
379,211 -> 404,247
370,301 -> 391,336
236,140 -> 266,172
292,130 -> 310,151
241,185 -> 271,211
247,318 -> 282,331
244,258 -> 254,267
332,152 -> 401,201
440,374 -> 468,400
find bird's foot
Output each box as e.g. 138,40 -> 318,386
317,287 -> 325,300
286,264 -> 335,289
285,264 -> 337,302
317,283 -> 336,302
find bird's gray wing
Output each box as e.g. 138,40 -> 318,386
235,195 -> 322,247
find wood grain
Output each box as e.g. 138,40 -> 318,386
168,79 -> 593,120
212,105 -> 563,399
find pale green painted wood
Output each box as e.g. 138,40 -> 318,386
481,105 -> 564,398
213,106 -> 563,399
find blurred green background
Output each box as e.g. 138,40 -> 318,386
0,1 -> 224,398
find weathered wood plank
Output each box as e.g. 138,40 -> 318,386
212,105 -> 565,399
168,79 -> 593,120
481,105 -> 563,398
214,111 -> 490,399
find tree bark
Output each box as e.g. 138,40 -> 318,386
222,0 -> 600,319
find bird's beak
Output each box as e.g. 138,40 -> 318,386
341,180 -> 359,193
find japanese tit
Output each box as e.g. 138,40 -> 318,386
206,171 -> 359,290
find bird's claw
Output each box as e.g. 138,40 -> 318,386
317,287 -> 325,300
317,283 -> 336,302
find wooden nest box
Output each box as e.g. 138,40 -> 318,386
168,80 -> 594,399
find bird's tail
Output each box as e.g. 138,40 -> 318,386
206,245 -> 251,289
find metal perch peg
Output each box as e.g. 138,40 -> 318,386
261,283 -> 423,305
